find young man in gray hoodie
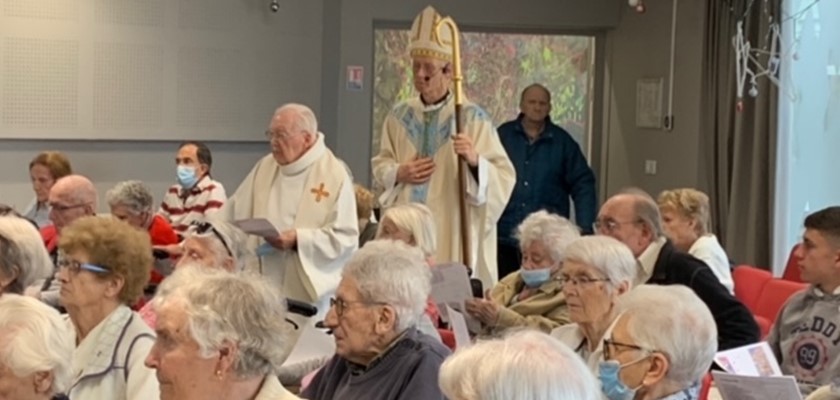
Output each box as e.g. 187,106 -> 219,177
768,206 -> 840,396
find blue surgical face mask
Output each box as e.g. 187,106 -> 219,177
255,242 -> 275,257
176,165 -> 199,188
520,267 -> 552,288
598,358 -> 646,400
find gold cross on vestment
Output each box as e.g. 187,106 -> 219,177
311,183 -> 330,202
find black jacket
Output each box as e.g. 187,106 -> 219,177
649,241 -> 760,351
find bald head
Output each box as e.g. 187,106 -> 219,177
596,189 -> 663,257
48,175 -> 98,232
520,83 -> 551,104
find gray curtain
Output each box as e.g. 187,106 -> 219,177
701,0 -> 780,269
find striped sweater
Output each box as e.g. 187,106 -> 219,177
157,176 -> 226,233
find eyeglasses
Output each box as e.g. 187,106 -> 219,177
190,221 -> 233,257
592,218 -> 641,233
603,337 -> 653,360
328,297 -> 387,317
58,259 -> 110,275
49,203 -> 88,213
264,129 -> 303,142
559,275 -> 610,287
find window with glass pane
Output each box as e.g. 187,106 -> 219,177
372,29 -> 595,162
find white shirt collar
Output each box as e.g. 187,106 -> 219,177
637,236 -> 668,283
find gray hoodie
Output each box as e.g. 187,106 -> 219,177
768,286 -> 840,396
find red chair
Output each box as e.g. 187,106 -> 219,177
438,329 -> 456,350
782,244 -> 803,283
732,266 -> 773,314
754,278 -> 807,337
699,372 -> 713,400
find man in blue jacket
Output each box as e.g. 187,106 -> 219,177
496,84 -> 596,279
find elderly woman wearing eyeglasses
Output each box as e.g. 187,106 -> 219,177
302,239 -> 450,400
465,210 -> 579,335
598,285 -> 716,400
56,216 -> 159,400
139,220 -> 248,328
551,236 -> 638,374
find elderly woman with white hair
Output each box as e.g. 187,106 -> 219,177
140,220 -> 249,327
552,235 -> 638,372
144,268 -> 299,400
466,210 -> 580,334
376,202 -> 443,331
440,330 -> 601,400
302,239 -> 451,400
108,180 -> 180,289
599,285 -> 716,400
0,294 -> 73,400
107,180 -> 179,247
0,215 -> 53,295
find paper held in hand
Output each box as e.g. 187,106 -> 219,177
232,218 -> 279,238
445,305 -> 472,350
711,341 -> 802,400
430,262 -> 481,333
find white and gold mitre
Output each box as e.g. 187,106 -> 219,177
408,6 -> 454,61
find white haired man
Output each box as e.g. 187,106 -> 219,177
595,189 -> 759,351
145,268 -> 300,399
301,240 -> 451,400
372,6 -> 515,287
0,294 -> 73,400
599,285 -> 717,400
220,103 -> 357,364
439,330 -> 601,400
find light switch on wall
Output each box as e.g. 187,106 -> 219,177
645,160 -> 657,175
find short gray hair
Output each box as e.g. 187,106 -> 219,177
619,285 -> 717,388
152,268 -> 290,377
343,239 -> 431,332
182,220 -> 250,271
377,203 -> 436,258
274,103 -> 318,136
619,188 -> 664,238
515,210 -> 580,264
439,330 -> 600,400
0,294 -> 73,395
563,236 -> 637,292
106,180 -> 154,214
0,216 -> 53,295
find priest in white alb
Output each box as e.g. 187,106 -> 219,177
372,6 -> 516,287
219,103 -> 358,365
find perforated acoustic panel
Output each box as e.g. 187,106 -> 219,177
93,43 -> 163,129
2,38 -> 78,128
95,0 -> 165,27
3,0 -> 79,20
0,0 -> 323,141
177,47 -> 247,128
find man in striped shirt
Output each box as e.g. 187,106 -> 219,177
158,141 -> 227,234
